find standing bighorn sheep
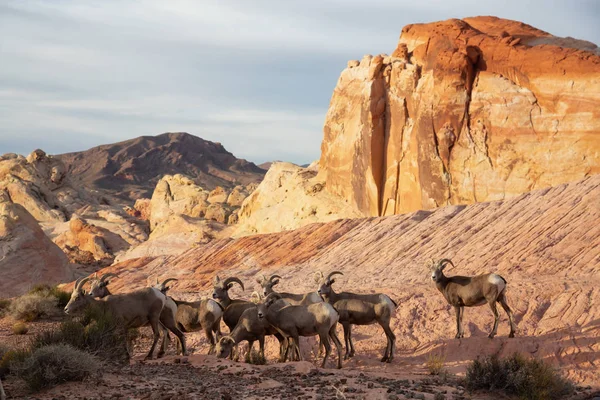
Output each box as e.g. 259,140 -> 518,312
429,259 -> 516,339
87,273 -> 187,357
257,274 -> 322,305
64,276 -> 168,360
257,292 -> 343,369
315,271 -> 397,362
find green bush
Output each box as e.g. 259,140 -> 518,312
8,293 -> 57,322
465,353 -> 574,400
12,322 -> 29,335
10,344 -> 99,390
30,305 -> 129,363
28,284 -> 71,308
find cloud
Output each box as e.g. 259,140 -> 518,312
0,0 -> 598,164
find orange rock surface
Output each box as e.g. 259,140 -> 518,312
319,16 -> 600,216
84,174 -> 600,386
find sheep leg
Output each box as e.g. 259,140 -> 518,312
158,323 -> 169,358
259,336 -> 265,360
342,323 -> 351,360
205,326 -> 216,355
145,318 -> 162,360
319,332 -> 331,368
488,301 -> 500,338
329,325 -> 343,369
161,316 -> 187,356
348,324 -> 356,358
245,340 -> 255,363
380,322 -> 396,363
498,293 -> 516,338
291,335 -> 302,361
454,306 -> 464,338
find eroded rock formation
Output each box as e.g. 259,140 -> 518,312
319,16 -> 600,215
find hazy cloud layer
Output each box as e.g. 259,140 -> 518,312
1,0 -> 598,164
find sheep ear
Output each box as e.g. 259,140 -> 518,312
314,272 -> 322,283
255,277 -> 262,284
330,279 -> 336,285
213,275 -> 221,285
272,279 -> 279,286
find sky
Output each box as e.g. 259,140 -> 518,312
1,1 -> 598,165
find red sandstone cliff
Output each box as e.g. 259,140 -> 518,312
318,16 -> 600,216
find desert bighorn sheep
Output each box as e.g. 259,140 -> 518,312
257,292 -> 343,369
64,276 -> 168,360
429,259 -> 516,339
170,296 -> 223,355
257,274 -> 322,305
215,292 -> 289,362
315,271 -> 397,362
211,275 -> 254,331
87,273 -> 187,357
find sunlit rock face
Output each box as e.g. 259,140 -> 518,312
319,16 -> 600,216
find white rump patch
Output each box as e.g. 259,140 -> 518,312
488,274 -> 506,293
206,299 -> 223,318
379,294 -> 396,313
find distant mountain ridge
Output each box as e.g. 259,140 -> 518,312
57,132 -> 265,199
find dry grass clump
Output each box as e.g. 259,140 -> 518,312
10,344 -> 99,390
12,322 -> 29,335
426,353 -> 446,376
465,353 -> 574,400
0,299 -> 10,317
7,284 -> 72,322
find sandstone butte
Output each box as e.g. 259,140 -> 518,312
79,174 -> 600,386
318,16 -> 600,217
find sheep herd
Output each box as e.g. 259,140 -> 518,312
63,259 -> 516,369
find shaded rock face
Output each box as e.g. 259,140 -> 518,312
89,174 -> 600,386
57,132 -> 265,200
0,192 -> 73,296
319,16 -> 600,216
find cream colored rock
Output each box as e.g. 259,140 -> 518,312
207,186 -> 228,204
0,192 -> 73,296
319,17 -> 600,216
226,186 -> 248,207
149,174 -> 210,230
234,162 -> 362,236
205,203 -> 233,224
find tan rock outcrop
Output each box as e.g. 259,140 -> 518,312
0,191 -> 73,296
319,16 -> 600,216
133,198 -> 151,220
234,162 -> 363,236
204,203 -> 233,224
226,186 -> 248,207
149,174 -> 210,230
207,186 -> 228,204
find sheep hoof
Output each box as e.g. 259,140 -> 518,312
508,333 -> 515,338
157,352 -> 165,359
380,356 -> 388,362
386,357 -> 393,363
488,333 -> 495,339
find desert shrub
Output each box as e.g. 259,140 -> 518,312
12,322 -> 29,335
10,344 -> 99,390
247,349 -> 267,365
30,305 -> 128,363
465,353 -> 574,400
8,293 -> 57,322
0,298 -> 10,316
28,284 -> 71,308
426,353 -> 446,375
0,348 -> 31,377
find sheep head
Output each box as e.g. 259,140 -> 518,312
430,259 -> 455,283
64,276 -> 94,314
215,336 -> 236,359
88,272 -> 117,298
257,292 -> 282,320
155,278 -> 178,294
212,276 -> 245,303
256,274 -> 282,297
316,271 -> 343,300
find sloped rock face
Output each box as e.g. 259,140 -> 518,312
319,16 -> 600,216
0,192 -> 73,296
91,175 -> 600,386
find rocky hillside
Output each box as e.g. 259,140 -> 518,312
57,132 -> 265,200
84,174 -> 600,386
318,16 -> 600,216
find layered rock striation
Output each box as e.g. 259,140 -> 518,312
319,16 -> 600,216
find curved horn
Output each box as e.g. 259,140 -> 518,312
76,276 -> 92,291
269,274 -> 282,283
160,278 -> 178,287
100,273 -> 118,283
326,271 -> 344,281
74,277 -> 83,290
438,259 -> 455,270
223,276 -> 245,291
264,292 -> 282,302
313,271 -> 324,283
